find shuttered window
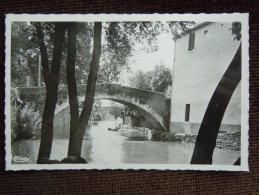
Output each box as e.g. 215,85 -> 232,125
188,32 -> 195,51
185,104 -> 190,122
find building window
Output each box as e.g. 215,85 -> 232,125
185,104 -> 190,122
188,32 -> 195,51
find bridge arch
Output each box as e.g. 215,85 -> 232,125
54,84 -> 170,131
99,98 -> 165,131
17,84 -> 170,131
55,96 -> 166,131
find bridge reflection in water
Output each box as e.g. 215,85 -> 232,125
12,120 -> 240,165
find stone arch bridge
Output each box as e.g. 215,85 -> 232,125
14,84 -> 171,131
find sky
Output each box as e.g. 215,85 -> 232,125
133,33 -> 175,71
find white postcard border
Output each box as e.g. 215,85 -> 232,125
5,13 -> 249,171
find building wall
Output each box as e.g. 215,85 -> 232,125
170,22 -> 241,134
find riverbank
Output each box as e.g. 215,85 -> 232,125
119,125 -> 240,151
173,132 -> 241,151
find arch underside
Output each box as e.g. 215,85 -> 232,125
55,96 -> 167,131
95,97 -> 166,131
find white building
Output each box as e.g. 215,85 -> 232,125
170,22 -> 241,134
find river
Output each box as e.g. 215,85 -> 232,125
11,120 -> 240,165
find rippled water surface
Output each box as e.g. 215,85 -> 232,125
12,121 -> 240,165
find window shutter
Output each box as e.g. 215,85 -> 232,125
185,104 -> 190,122
188,32 -> 195,51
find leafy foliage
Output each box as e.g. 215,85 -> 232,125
167,21 -> 196,40
11,22 -> 39,86
70,22 -> 93,84
151,61 -> 172,92
97,21 -> 177,84
98,22 -> 133,84
98,21 -> 194,85
11,21 -> 194,87
232,22 -> 241,41
129,70 -> 153,90
109,102 -> 123,119
11,22 -> 93,87
129,61 -> 172,92
18,103 -> 41,139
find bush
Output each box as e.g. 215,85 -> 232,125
18,103 -> 41,139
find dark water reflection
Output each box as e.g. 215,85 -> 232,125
12,120 -> 240,165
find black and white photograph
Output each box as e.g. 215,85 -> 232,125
5,14 -> 249,171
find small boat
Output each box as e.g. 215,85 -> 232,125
108,127 -> 119,131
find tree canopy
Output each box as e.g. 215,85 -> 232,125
11,21 -> 195,88
129,61 -> 172,92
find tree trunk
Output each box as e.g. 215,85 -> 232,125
37,23 -> 66,164
77,22 -> 102,156
34,23 -> 50,88
66,22 -> 80,157
122,111 -> 126,124
190,44 -> 241,164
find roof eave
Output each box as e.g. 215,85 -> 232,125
176,22 -> 213,40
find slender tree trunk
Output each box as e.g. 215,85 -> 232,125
190,44 -> 241,164
37,23 -> 66,164
122,110 -> 126,124
27,57 -> 38,86
66,23 -> 80,157
34,23 -> 50,88
76,22 -> 102,156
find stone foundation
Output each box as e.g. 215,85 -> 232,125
173,132 -> 240,151
216,132 -> 241,151
119,125 -> 240,151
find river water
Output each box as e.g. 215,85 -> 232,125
11,120 -> 240,165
